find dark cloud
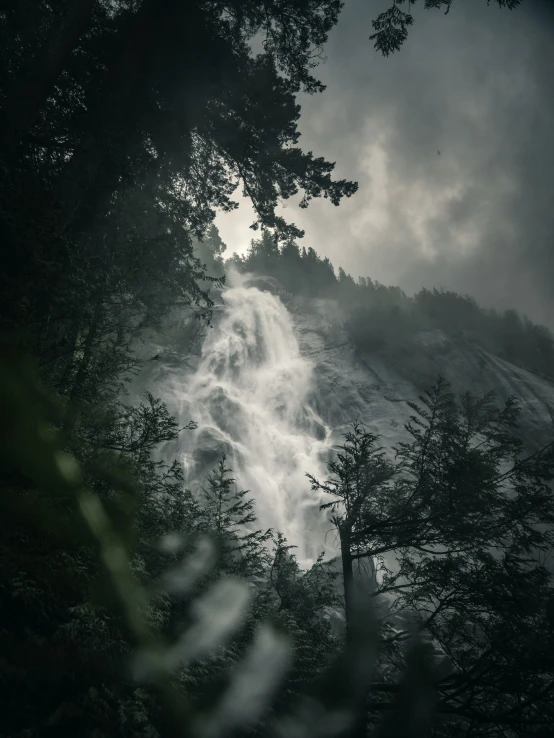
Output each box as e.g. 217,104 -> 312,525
216,0 -> 554,326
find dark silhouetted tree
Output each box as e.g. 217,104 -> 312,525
309,376 -> 554,736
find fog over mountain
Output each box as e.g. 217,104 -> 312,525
216,0 -> 554,327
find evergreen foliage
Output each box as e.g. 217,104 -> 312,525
0,349 -> 366,738
200,456 -> 273,579
309,376 -> 554,736
4,314 -> 554,736
369,0 -> 522,57
0,0 -> 360,725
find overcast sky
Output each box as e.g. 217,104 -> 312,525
215,0 -> 554,326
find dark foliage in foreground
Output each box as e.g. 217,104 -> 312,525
310,376 -> 554,737
1,348 -> 437,738
3,352 -> 554,737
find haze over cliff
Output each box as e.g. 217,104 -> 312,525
139,271 -> 554,567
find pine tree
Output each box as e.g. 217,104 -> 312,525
309,376 -> 554,736
263,533 -> 342,713
369,0 -> 522,57
0,372 -> 196,736
201,455 -> 273,580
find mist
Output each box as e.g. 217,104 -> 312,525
162,270 -> 334,568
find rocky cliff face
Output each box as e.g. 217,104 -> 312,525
286,293 -> 554,452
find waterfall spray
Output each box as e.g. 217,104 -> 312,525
169,272 -> 336,568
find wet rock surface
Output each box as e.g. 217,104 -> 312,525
289,295 -> 554,451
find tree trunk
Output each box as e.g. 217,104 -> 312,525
340,524 -> 370,738
340,525 -> 355,650
3,0 -> 96,152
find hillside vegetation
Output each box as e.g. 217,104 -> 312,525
231,232 -> 554,380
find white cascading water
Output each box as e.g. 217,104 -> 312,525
169,272 -> 336,569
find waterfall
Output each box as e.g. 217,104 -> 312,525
168,272 -> 336,568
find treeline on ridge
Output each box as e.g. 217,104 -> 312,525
230,231 -> 554,379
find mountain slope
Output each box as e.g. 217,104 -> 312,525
289,294 -> 554,451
